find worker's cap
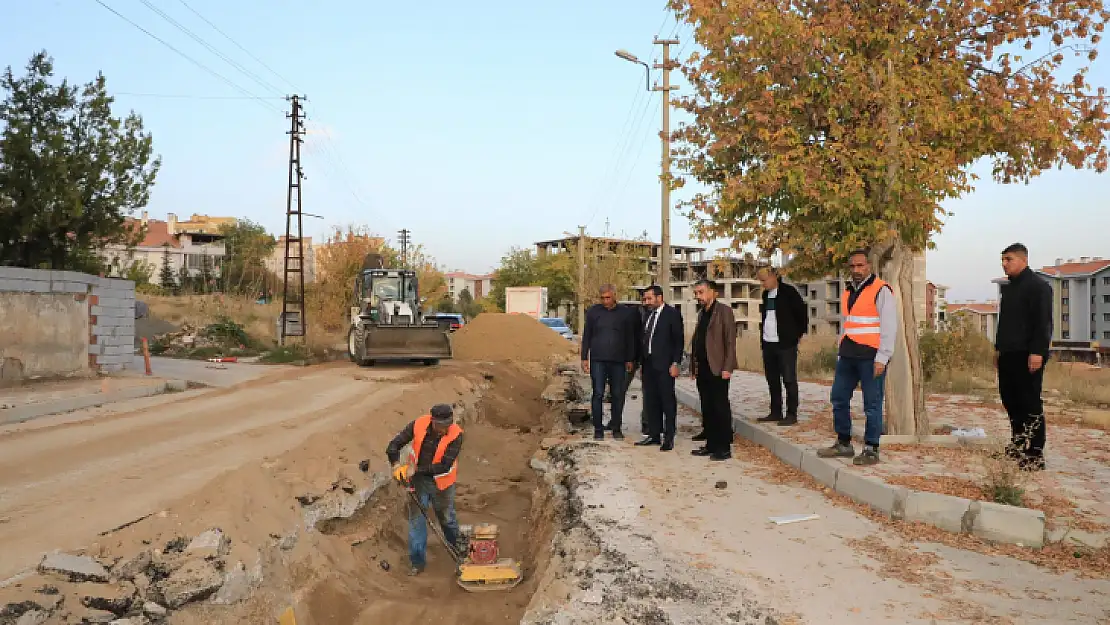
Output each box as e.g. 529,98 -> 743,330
430,403 -> 454,425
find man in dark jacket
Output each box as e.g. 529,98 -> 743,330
636,285 -> 685,450
996,243 -> 1053,471
691,279 -> 738,460
581,284 -> 636,440
755,267 -> 809,426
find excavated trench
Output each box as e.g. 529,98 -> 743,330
278,363 -> 562,625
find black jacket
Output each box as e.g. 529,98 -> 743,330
580,303 -> 637,363
758,281 -> 808,348
996,267 -> 1053,357
386,419 -> 464,478
641,304 -> 684,370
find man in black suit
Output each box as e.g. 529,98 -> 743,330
635,285 -> 685,451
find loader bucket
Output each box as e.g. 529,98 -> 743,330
363,325 -> 453,361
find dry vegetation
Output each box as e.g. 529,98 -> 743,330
734,334 -> 840,380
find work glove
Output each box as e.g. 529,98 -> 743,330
358,460 -> 370,473
391,463 -> 409,483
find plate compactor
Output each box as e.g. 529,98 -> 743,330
402,486 -> 523,592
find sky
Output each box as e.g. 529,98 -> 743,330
3,1 -> 1109,302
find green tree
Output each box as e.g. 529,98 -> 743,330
159,243 -> 177,293
488,247 -> 575,311
0,51 -> 160,271
457,288 -> 483,319
123,259 -> 153,285
220,219 -> 277,295
670,0 -> 1109,434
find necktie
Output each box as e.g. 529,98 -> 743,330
645,310 -> 659,355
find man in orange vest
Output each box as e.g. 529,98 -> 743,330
384,403 -> 464,576
818,250 -> 898,466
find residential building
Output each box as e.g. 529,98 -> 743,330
445,272 -> 494,302
101,212 -> 231,286
534,234 -> 926,340
265,236 -> 317,284
1035,256 -> 1110,342
926,281 -> 950,331
947,302 -> 999,339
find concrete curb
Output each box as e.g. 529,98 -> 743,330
0,380 -> 185,425
675,388 -> 1046,548
849,425 -> 1002,448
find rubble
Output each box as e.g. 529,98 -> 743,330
155,560 -> 223,609
39,553 -> 110,583
184,528 -> 230,559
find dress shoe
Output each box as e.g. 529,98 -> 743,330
611,430 -> 625,440
593,431 -> 604,440
756,414 -> 783,423
776,415 -> 798,426
709,452 -> 732,461
635,437 -> 661,446
691,446 -> 712,456
660,441 -> 674,451
691,432 -> 707,442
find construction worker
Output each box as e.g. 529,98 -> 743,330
818,250 -> 898,466
384,403 -> 464,576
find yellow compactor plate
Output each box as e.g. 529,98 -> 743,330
457,559 -> 524,592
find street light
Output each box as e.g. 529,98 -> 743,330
614,49 -> 652,92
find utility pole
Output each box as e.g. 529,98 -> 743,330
654,37 -> 679,298
577,225 -> 586,335
280,94 -> 307,346
397,228 -> 411,269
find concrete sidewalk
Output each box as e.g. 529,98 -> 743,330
538,386 -> 1110,624
0,377 -> 180,425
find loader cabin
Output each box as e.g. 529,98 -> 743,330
356,269 -> 419,321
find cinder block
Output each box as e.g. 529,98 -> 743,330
971,501 -> 1046,548
772,438 -> 805,468
799,452 -> 840,489
99,363 -> 124,373
835,470 -> 903,516
749,425 -> 777,450
0,278 -> 49,293
50,281 -> 90,294
0,267 -> 48,280
733,418 -> 756,442
904,490 -> 973,533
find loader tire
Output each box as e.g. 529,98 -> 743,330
348,326 -> 373,367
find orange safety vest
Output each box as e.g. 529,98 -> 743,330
409,414 -> 463,490
840,278 -> 890,349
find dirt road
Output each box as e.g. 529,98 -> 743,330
0,364 -> 419,580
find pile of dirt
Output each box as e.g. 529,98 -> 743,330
452,314 -> 576,362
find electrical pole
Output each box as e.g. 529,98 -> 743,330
654,37 -> 679,297
280,94 -> 307,346
398,229 -> 411,269
577,225 -> 586,335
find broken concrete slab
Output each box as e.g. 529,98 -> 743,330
971,501 -> 1046,548
209,561 -> 252,605
38,552 -> 109,583
185,529 -> 230,559
141,601 -> 167,619
903,491 -> 973,534
14,611 -> 48,625
111,550 -> 152,581
157,559 -> 224,609
301,471 -> 391,530
78,581 -> 136,615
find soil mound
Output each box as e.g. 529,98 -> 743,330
452,314 -> 576,362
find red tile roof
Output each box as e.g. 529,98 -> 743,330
1038,260 -> 1110,276
949,302 -> 998,315
125,219 -> 181,248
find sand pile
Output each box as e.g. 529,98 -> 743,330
451,314 -> 577,362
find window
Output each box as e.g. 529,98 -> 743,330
1105,331 -> 1110,340
1062,313 -> 1069,322
1105,295 -> 1110,304
1104,277 -> 1110,286
1104,313 -> 1110,322
1063,331 -> 1071,339
1062,297 -> 1069,306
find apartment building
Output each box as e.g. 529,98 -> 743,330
534,235 -> 926,341
926,281 -> 950,331
445,272 -> 494,301
102,212 -> 232,286
1035,256 -> 1110,342
265,235 -> 317,284
947,302 -> 999,338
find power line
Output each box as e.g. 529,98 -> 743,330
136,0 -> 285,97
174,0 -> 301,93
90,0 -> 279,113
112,92 -> 285,100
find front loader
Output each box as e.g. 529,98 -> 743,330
347,253 -> 453,366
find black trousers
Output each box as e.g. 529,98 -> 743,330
642,363 -> 678,442
624,362 -> 649,435
762,343 -> 799,417
696,370 -> 732,454
997,351 -> 1046,458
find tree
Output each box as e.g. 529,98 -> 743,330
220,219 -> 276,295
670,0 -> 1109,435
0,51 -> 160,271
488,247 -> 575,311
159,243 -> 177,293
457,288 -> 483,319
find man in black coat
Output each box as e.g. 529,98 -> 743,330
755,267 -> 809,426
996,243 -> 1053,471
635,285 -> 685,450
581,284 -> 637,440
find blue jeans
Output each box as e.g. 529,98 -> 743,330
590,360 -> 628,433
407,476 -> 459,569
830,356 -> 886,447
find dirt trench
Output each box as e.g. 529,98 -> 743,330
175,361 -> 564,625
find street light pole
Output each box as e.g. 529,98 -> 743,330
615,38 -> 679,297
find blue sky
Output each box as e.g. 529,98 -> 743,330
3,1 -> 1108,301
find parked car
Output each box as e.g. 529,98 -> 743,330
540,317 -> 574,341
424,313 -> 465,332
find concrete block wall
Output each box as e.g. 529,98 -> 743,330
0,267 -> 135,376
